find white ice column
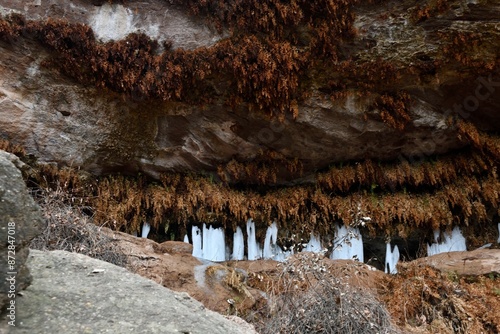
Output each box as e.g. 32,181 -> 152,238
385,243 -> 400,274
192,226 -> 203,258
263,222 -> 279,259
247,219 -> 262,260
202,223 -> 226,262
232,226 -> 245,260
303,234 -> 322,253
330,225 -> 364,262
427,226 -> 467,256
141,222 -> 151,238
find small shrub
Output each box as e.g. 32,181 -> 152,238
257,252 -> 399,334
30,185 -> 127,267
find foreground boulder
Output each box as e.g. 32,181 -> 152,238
0,151 -> 43,315
11,250 -> 256,334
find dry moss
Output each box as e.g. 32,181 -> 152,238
381,263 -> 500,333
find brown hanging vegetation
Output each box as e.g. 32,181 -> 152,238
457,120 -> 500,162
174,0 -> 364,56
1,2 -> 499,240
0,15 -> 309,119
316,149 -> 496,194
26,160 -> 498,240
438,30 -> 500,74
0,2 -> 419,124
1,121 -> 497,241
0,0 -> 498,125
370,91 -> 412,130
410,0 -> 450,23
217,150 -> 303,185
17,130 -> 498,240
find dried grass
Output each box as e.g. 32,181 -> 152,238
380,262 -> 500,333
29,185 -> 127,267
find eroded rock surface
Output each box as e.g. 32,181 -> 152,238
12,249 -> 257,334
414,248 -> 500,276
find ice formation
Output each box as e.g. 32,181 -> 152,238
141,222 -> 151,238
303,234 -> 323,253
498,223 -> 500,244
202,224 -> 226,262
427,226 -> 467,256
263,222 -> 279,259
192,221 -> 366,262
232,226 -> 245,260
330,225 -> 364,262
192,226 -> 203,258
247,219 -> 262,260
183,234 -> 189,243
186,221 -> 475,272
385,243 -> 400,274
190,224 -> 227,261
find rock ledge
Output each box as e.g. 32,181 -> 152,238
10,249 -> 256,334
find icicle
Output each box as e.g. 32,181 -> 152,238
210,225 -> 227,262
202,223 -> 226,262
498,223 -> 500,244
192,226 -> 203,258
330,225 -> 364,262
183,234 -> 189,243
247,219 -> 262,260
263,222 -> 279,259
303,234 -> 322,253
385,243 -> 400,274
273,248 -> 291,262
427,226 -> 467,256
141,222 -> 151,238
232,226 -> 245,260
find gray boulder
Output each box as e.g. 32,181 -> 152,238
0,151 -> 43,316
11,250 -> 256,334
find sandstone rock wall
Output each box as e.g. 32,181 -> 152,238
0,0 -> 497,182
